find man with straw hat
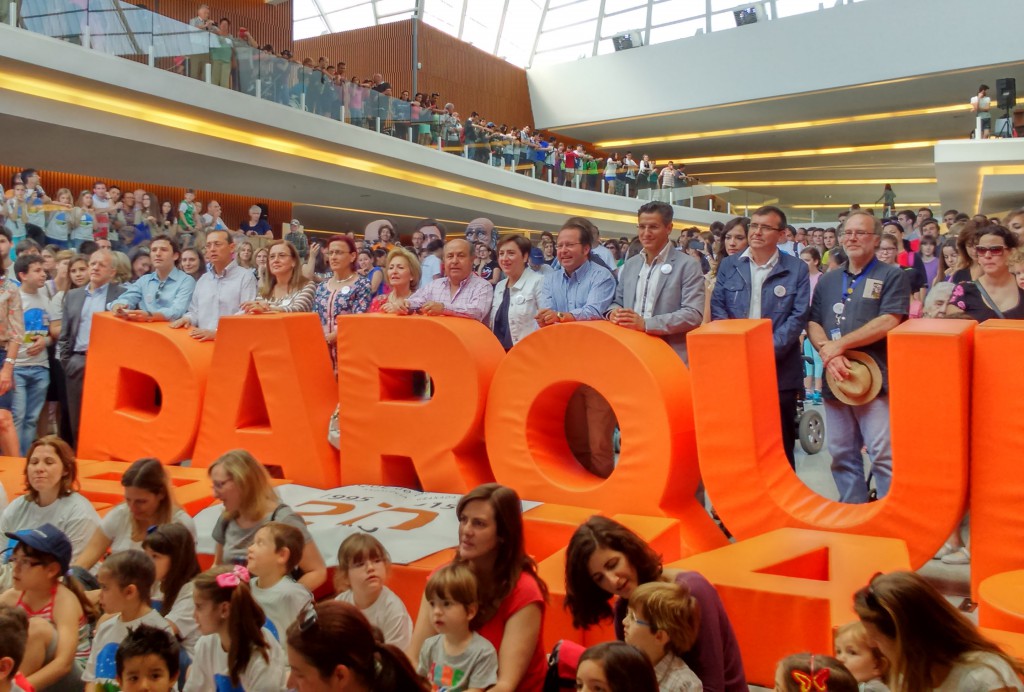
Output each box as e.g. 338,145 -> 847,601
807,210 -> 909,503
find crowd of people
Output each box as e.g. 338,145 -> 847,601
3,163 -> 1024,689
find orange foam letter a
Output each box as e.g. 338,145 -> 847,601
192,315 -> 339,487
686,319 -> 971,567
79,316 -> 211,463
335,315 -> 504,493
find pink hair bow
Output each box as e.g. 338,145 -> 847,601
215,565 -> 250,588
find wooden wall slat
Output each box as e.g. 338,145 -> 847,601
1,165 -> 293,236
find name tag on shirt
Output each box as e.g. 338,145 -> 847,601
863,278 -> 883,300
830,328 -> 842,341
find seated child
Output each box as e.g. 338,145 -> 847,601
142,524 -> 201,657
0,605 -> 30,692
776,654 -> 858,692
85,550 -> 175,690
246,523 -> 311,641
334,534 -> 412,650
834,622 -> 890,692
115,625 -> 180,692
625,581 -> 702,692
577,641 -> 659,692
418,562 -> 497,692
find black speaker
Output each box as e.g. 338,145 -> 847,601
996,77 -> 1016,111
734,7 -> 759,26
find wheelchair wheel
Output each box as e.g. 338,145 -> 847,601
799,409 -> 825,455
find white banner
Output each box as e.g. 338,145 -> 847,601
194,484 -> 541,566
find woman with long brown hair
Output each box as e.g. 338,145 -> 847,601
241,240 -> 314,313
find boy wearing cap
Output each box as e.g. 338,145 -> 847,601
807,209 -> 909,503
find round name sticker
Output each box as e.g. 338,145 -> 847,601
340,285 -> 351,295
833,302 -> 844,315
774,285 -> 786,298
515,294 -> 526,304
660,264 -> 672,275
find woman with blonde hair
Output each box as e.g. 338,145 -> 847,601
369,246 -> 420,313
854,571 -> 1023,692
241,240 -> 314,313
207,449 -> 326,591
111,251 -> 132,284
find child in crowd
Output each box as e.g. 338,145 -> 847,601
142,524 -> 201,657
834,622 -> 890,692
418,562 -> 498,692
624,581 -> 703,692
334,534 -> 413,650
115,625 -> 180,692
0,524 -> 95,691
0,605 -> 30,692
184,566 -> 286,692
85,550 -> 175,690
576,642 -> 659,692
246,522 -> 311,641
775,654 -> 859,692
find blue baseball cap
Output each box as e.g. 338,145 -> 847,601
529,247 -> 545,265
5,524 -> 72,573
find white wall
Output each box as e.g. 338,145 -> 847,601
527,0 -> 1024,129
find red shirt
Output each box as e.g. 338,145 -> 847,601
476,571 -> 547,692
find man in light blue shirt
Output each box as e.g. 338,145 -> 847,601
536,218 -> 617,478
109,234 -> 196,322
170,229 -> 256,341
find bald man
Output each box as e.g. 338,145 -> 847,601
407,238 -> 493,322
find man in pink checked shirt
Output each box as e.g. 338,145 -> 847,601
407,238 -> 494,322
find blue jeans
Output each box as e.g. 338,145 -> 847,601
13,366 -> 50,455
825,396 -> 893,503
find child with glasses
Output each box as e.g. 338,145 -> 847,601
623,582 -> 702,692
418,563 -> 497,692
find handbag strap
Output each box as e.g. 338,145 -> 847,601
973,280 -> 1006,319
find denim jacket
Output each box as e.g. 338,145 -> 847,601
710,250 -> 810,390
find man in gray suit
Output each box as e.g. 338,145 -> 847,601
59,249 -> 126,446
608,202 -> 705,364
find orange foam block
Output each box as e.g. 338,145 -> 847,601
192,315 -> 340,488
671,528 -> 911,687
487,322 -> 726,554
979,570 -> 1024,633
78,316 -> 213,464
971,322 -> 1024,600
536,513 -> 684,653
687,319 -> 972,568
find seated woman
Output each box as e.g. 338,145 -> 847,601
855,571 -> 1024,692
73,457 -> 196,574
565,515 -> 747,692
241,240 -> 315,314
408,483 -> 548,692
0,436 -> 99,585
208,449 -> 326,592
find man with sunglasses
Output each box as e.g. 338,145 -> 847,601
110,235 -> 196,323
711,205 -> 810,469
807,210 -> 909,503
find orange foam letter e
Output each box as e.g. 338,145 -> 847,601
192,315 -> 339,487
335,315 -> 504,493
79,315 -> 212,463
686,319 -> 971,567
486,322 -> 726,553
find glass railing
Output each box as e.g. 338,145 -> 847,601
6,0 -> 751,218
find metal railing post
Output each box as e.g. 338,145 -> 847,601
204,62 -> 212,83
147,44 -> 154,67
8,2 -> 16,26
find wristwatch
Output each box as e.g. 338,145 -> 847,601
3,358 -> 14,365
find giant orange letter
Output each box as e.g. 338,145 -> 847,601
486,322 -> 726,553
79,315 -> 211,464
687,319 -> 972,566
335,315 -> 504,493
192,315 -> 339,487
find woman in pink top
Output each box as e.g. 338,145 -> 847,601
408,484 -> 548,691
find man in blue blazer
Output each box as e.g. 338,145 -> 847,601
711,205 -> 810,468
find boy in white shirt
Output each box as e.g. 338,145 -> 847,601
246,522 -> 312,641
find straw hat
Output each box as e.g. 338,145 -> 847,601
826,350 -> 883,406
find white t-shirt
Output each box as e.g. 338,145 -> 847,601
17,288 -> 59,368
83,609 -> 174,683
184,630 -> 287,692
971,95 -> 992,115
251,576 -> 311,642
0,493 -> 100,561
935,651 -> 1024,692
335,586 -> 413,651
153,580 -> 200,656
100,504 -> 197,553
